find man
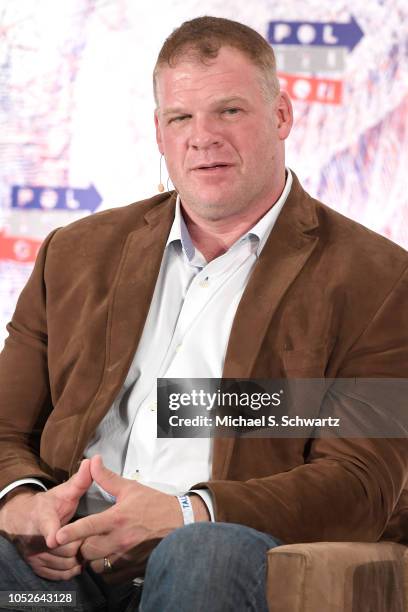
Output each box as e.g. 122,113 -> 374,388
0,15 -> 407,612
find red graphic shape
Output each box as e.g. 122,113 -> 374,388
0,231 -> 41,263
278,72 -> 343,105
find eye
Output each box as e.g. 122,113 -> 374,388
168,115 -> 190,124
222,107 -> 240,116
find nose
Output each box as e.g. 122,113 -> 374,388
188,116 -> 222,150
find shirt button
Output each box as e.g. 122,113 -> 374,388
175,343 -> 182,352
199,276 -> 209,288
149,402 -> 157,412
130,470 -> 140,480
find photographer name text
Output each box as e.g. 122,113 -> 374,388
168,415 -> 340,428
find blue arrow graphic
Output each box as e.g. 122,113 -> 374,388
68,185 -> 102,212
268,16 -> 364,52
11,184 -> 102,212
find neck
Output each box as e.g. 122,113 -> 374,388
181,176 -> 286,262
183,214 -> 255,261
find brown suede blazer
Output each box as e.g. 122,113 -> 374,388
0,173 -> 407,545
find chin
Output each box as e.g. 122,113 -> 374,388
193,202 -> 238,222
179,185 -> 240,218
194,192 -> 235,210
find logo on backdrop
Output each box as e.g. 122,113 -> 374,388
11,184 -> 102,212
267,16 -> 364,105
0,230 -> 41,263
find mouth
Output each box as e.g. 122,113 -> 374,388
191,163 -> 233,172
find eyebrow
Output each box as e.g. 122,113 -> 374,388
161,96 -> 249,116
161,107 -> 190,117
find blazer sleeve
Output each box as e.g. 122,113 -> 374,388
0,230 -> 59,489
195,266 -> 408,543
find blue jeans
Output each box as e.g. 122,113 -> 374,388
0,523 -> 281,611
0,535 -> 132,612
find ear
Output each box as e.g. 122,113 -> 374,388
274,91 -> 293,140
154,110 -> 164,155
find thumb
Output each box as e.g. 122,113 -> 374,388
37,505 -> 61,549
61,458 -> 92,502
90,454 -> 123,499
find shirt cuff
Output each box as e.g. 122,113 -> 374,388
189,488 -> 215,522
0,478 -> 47,500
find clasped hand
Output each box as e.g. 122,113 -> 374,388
0,455 -> 194,582
56,455 -> 185,580
0,458 -> 92,580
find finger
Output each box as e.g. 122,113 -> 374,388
88,553 -> 121,575
80,525 -> 148,561
48,540 -> 82,558
88,550 -> 149,583
59,459 -> 93,503
56,509 -> 113,546
80,533 -> 118,561
29,563 -> 82,581
90,455 -> 124,499
28,552 -> 81,572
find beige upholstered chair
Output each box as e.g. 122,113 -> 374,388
266,541 -> 407,611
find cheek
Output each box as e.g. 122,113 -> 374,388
163,137 -> 186,171
249,129 -> 279,161
232,124 -> 265,158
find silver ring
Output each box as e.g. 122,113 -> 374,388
103,556 -> 113,572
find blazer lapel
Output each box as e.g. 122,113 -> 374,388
74,195 -> 176,461
107,200 -> 176,376
212,174 -> 320,479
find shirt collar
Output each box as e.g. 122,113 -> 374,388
246,168 -> 292,255
166,168 -> 293,260
166,196 -> 196,260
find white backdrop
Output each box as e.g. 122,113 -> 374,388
0,0 -> 407,345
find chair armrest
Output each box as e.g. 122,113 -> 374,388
266,541 -> 408,612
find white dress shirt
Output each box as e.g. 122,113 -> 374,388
1,170 -> 293,521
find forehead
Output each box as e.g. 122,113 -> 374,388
155,46 -> 263,107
